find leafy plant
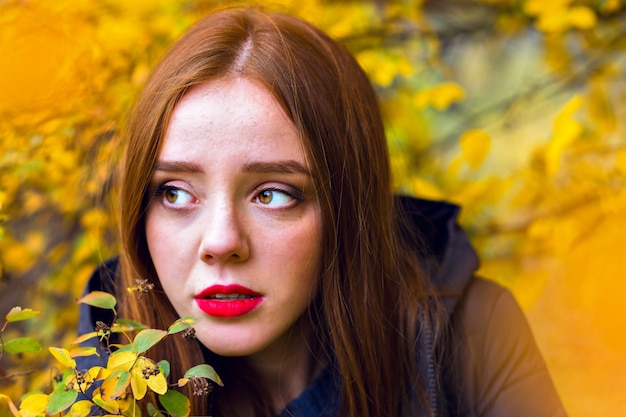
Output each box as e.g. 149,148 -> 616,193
0,287 -> 221,417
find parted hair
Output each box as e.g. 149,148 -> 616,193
118,6 -> 438,416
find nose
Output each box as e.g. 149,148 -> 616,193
198,199 -> 250,264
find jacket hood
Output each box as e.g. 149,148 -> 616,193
396,195 -> 480,315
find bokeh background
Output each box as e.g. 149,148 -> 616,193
1,0 -> 625,415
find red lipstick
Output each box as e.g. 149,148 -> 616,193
195,285 -> 263,318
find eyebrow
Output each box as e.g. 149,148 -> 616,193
242,160 -> 311,176
153,160 -> 203,173
153,159 -> 310,176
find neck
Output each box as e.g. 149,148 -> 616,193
247,320 -> 325,413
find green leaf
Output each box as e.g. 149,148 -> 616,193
76,291 -> 117,310
183,364 -> 223,386
46,387 -> 78,415
52,369 -> 74,391
157,360 -> 170,378
5,306 -> 40,323
115,343 -> 135,353
158,389 -> 190,417
167,316 -> 198,334
101,369 -> 131,401
113,318 -> 146,332
147,402 -> 166,417
2,337 -> 41,354
133,329 -> 167,354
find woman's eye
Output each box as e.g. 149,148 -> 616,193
156,185 -> 194,206
257,188 -> 296,207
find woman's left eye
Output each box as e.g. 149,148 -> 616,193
256,188 -> 299,207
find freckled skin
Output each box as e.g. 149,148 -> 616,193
145,78 -> 323,368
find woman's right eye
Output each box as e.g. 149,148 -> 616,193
154,185 -> 195,207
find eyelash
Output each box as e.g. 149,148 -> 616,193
154,184 -> 173,195
255,186 -> 303,204
152,183 -> 304,209
153,184 -> 178,197
153,184 -> 195,209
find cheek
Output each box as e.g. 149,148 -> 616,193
289,222 -> 323,289
258,216 -> 322,291
145,213 -> 188,280
145,214 -> 164,266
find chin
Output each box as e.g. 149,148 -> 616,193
195,330 -> 268,357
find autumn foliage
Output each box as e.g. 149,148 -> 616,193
1,0 -> 625,416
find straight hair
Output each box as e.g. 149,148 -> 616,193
118,7 -> 440,416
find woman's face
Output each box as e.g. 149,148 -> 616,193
145,78 -> 322,360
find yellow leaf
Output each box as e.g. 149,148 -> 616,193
616,149 -> 626,176
587,77 -> 616,133
92,391 -> 119,415
72,331 -> 99,345
49,346 -> 77,368
524,0 -> 570,16
19,393 -> 49,417
599,0 -> 621,13
130,367 -> 148,400
536,11 -> 569,33
130,357 -> 168,397
554,95 -> 583,136
431,82 -> 465,111
118,396 -> 141,416
414,82 -> 465,110
397,55 -> 414,77
101,369 -> 131,401
107,350 -> 137,371
545,95 -> 583,176
70,346 -> 98,358
459,129 -> 491,169
528,217 -> 554,242
1,240 -> 35,273
68,400 -> 94,417
0,394 -> 20,417
76,291 -> 117,310
5,306 -> 40,322
92,366 -> 112,380
567,6 -> 596,29
410,177 -> 445,200
147,371 -> 168,395
447,155 -> 463,178
358,50 -> 397,87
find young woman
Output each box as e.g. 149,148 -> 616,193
80,7 -> 568,417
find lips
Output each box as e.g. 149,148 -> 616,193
195,284 -> 264,318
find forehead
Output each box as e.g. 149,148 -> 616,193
160,78 -> 305,161
174,78 -> 288,127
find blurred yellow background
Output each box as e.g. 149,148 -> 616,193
1,1 -> 625,415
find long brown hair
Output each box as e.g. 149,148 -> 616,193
118,6 -> 437,416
